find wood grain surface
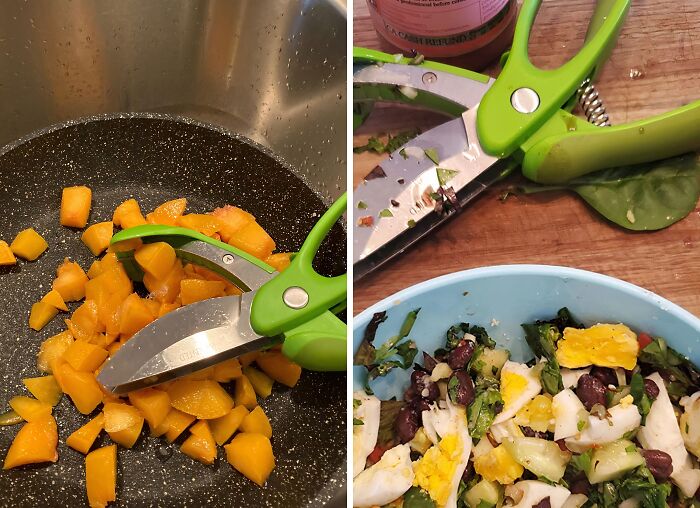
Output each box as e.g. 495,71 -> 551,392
353,0 -> 700,316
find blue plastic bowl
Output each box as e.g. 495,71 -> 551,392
352,265 -> 700,398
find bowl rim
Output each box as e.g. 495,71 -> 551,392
353,264 -> 700,338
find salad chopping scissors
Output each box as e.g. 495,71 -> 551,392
353,0 -> 700,280
98,193 -> 347,394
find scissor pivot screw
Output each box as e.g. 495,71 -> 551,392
222,254 -> 235,264
283,286 -> 309,309
422,72 -> 437,84
511,87 -> 540,114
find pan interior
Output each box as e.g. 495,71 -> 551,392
0,116 -> 346,507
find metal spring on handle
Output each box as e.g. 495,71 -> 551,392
577,78 -> 610,126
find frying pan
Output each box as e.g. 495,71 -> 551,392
0,1 -> 347,507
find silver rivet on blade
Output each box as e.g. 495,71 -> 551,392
422,72 -> 437,84
511,87 -> 540,113
283,286 -> 309,309
222,254 -> 235,264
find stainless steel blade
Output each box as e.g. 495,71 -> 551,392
353,106 -> 501,279
97,293 -> 279,394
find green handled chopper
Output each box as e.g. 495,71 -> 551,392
98,193 -> 347,394
353,0 -> 700,280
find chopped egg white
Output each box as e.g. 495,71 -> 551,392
504,480 -> 570,508
551,389 -> 588,441
353,390 -> 380,477
489,418 -> 524,444
493,361 -> 542,424
565,404 -> 641,452
353,444 -> 414,508
560,367 -> 591,389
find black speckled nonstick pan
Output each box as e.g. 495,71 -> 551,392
0,115 -> 346,507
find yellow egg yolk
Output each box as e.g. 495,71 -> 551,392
556,324 -> 638,370
412,434 -> 461,506
473,444 -> 523,485
500,371 -> 528,410
514,394 -> 555,433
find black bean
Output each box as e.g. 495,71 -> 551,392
410,371 -> 439,401
448,370 -> 475,406
641,449 -> 673,481
533,498 -> 551,508
461,461 -> 474,483
576,374 -> 607,411
555,439 -> 570,452
521,426 -> 547,439
412,398 -> 431,414
422,351 -> 438,373
644,378 -> 660,399
590,366 -> 618,387
569,475 -> 590,495
447,340 -> 475,370
395,405 -> 420,443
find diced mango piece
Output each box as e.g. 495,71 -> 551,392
0,240 -> 17,265
113,199 -> 146,229
234,375 -> 258,410
3,414 -> 58,469
212,358 -> 243,383
103,403 -> 143,432
144,260 -> 184,304
107,418 -> 143,449
53,259 -> 89,302
228,221 -> 275,260
238,351 -> 259,367
59,362 -> 104,414
176,214 -> 222,236
37,330 -> 74,373
128,388 -> 171,430
109,238 -> 142,253
106,341 -> 123,357
556,324 -> 639,370
85,445 -> 117,508
181,420 -> 217,465
242,366 -> 274,399
81,222 -> 114,256
60,186 -> 92,228
71,299 -> 104,338
240,406 -> 272,438
41,289 -> 68,312
63,341 -> 109,372
225,433 -> 275,486
9,396 -> 52,422
167,379 -> 234,419
211,206 -> 255,243
158,302 -> 180,317
134,241 -> 177,281
184,366 -> 216,382
147,198 -> 187,226
10,228 -> 48,261
264,252 -> 292,272
179,279 -> 226,305
209,406 -> 249,446
473,444 -> 524,485
119,293 -> 155,337
156,409 -> 196,442
22,376 -> 62,406
255,352 -> 302,387
29,301 -> 59,331
66,413 -> 104,454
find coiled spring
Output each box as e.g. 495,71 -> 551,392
577,78 -> 610,126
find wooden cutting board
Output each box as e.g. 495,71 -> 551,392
354,0 -> 700,316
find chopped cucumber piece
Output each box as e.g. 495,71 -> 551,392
473,348 -> 510,378
463,479 -> 502,508
502,437 -> 570,482
586,439 -> 644,484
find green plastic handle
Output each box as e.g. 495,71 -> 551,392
281,310 -> 347,371
250,193 -> 347,338
477,0 -> 630,158
522,100 -> 700,184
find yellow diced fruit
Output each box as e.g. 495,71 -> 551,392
144,260 -> 184,304
3,414 -> 58,469
59,362 -> 104,414
212,358 -> 243,383
134,241 -> 177,280
109,237 -> 142,253
119,293 -> 155,337
238,351 -> 259,367
63,340 -> 109,372
103,403 -> 143,432
128,388 -> 171,430
228,221 -> 275,260
158,302 -> 181,317
234,375 -> 258,410
225,433 -> 275,486
85,445 -> 117,508
184,366 -> 216,381
113,198 -> 147,229
157,409 -> 196,442
176,214 -> 222,236
37,330 -> 74,373
41,289 -> 68,312
209,406 -> 249,446
81,222 -> 114,256
0,240 -> 17,265
11,228 -> 48,261
22,376 -> 62,406
147,198 -> 187,226
167,379 -> 234,419
60,186 -> 92,228
53,259 -> 89,302
473,444 -> 524,485
240,406 -> 272,438
179,279 -> 226,305
514,395 -> 555,433
255,352 -> 302,387
73,299 -> 104,337
181,420 -> 217,465
29,301 -> 59,331
556,324 -> 639,370
242,366 -> 274,399
264,252 -> 292,272
9,396 -> 52,422
66,413 -> 105,454
106,417 -> 143,449
211,206 -> 255,243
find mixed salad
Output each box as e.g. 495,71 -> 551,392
353,308 -> 700,508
